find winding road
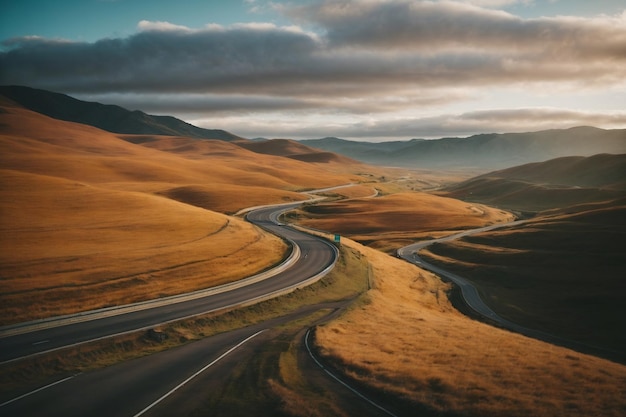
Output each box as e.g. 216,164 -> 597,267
397,220 -> 527,326
0,194 -> 340,364
0,302 -> 395,417
396,220 -> 620,358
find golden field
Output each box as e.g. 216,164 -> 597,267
294,191 -> 515,252
3,98 -> 624,417
0,104 -> 362,324
315,238 -> 626,417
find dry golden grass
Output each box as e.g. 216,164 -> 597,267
0,169 -> 287,324
315,239 -> 626,417
296,192 -> 514,251
0,107 -> 359,200
120,134 -> 362,192
0,105 -> 366,323
157,183 -> 307,214
313,184 -> 380,200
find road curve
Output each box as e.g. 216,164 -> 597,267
396,221 -> 623,357
0,196 -> 339,364
397,221 -> 542,328
0,302 -> 380,417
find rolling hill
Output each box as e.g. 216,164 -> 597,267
0,85 -> 245,141
0,102 -> 363,323
301,128 -> 626,169
235,138 -> 361,164
441,153 -> 626,212
417,154 -> 626,356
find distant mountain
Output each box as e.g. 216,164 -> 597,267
0,85 -> 245,141
300,128 -> 626,169
441,153 -> 626,212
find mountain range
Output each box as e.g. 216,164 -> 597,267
2,85 -> 625,170
0,85 -> 244,141
301,128 -> 626,169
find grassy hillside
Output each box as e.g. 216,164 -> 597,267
419,154 -> 626,355
292,192 -> 514,252
420,201 -> 626,356
235,138 -> 361,165
442,154 -> 626,212
315,237 -> 626,417
0,104 -> 362,323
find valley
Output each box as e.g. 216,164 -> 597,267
1,88 -> 625,417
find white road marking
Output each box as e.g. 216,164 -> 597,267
0,374 -> 79,407
304,329 -> 398,417
132,329 -> 266,417
32,339 -> 50,345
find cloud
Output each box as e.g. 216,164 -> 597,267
3,2 -> 625,94
1,1 -> 625,138
290,0 -> 626,60
0,22 -> 320,93
76,86 -> 472,116
457,0 -> 534,7
137,20 -> 193,32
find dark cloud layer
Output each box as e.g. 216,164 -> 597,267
1,25 -> 319,93
1,0 -> 625,138
3,2 -> 624,94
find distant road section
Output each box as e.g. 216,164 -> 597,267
0,197 -> 339,363
397,221 -> 622,359
397,221 -> 527,323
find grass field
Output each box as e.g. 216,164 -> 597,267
293,191 -> 514,252
315,238 -> 626,417
419,202 -> 626,355
0,168 -> 288,324
3,101 -> 624,416
0,105 -> 364,324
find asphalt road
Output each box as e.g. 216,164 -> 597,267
0,201 -> 338,363
397,220 -> 527,326
1,301 -> 400,417
397,220 -> 622,359
395,220 -> 575,341
0,305 -> 307,417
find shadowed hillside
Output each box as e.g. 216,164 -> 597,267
0,85 -> 244,141
419,154 -> 626,356
301,128 -> 626,169
442,153 -> 626,212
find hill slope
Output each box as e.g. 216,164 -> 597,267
0,85 -> 244,141
442,153 -> 626,212
235,138 -> 361,164
418,154 -> 626,355
0,104 -> 362,323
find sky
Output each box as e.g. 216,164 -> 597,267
1,0 -> 625,141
